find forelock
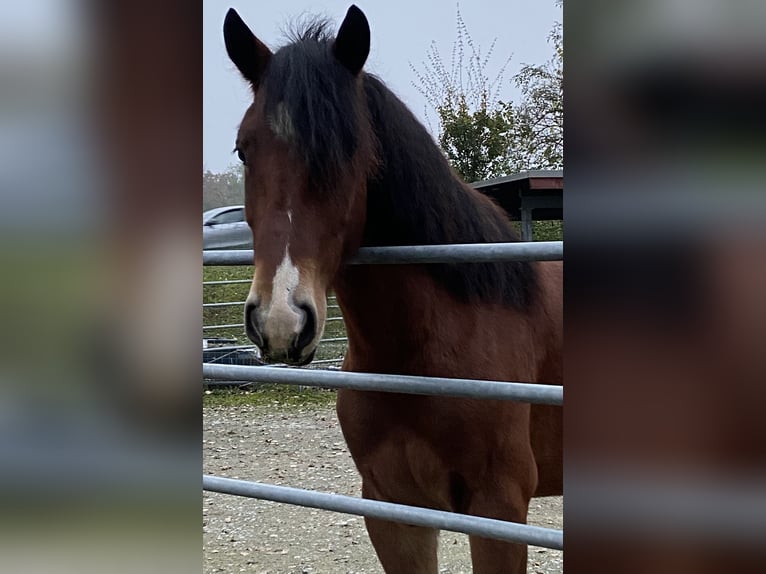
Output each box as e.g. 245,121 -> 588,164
260,20 -> 365,190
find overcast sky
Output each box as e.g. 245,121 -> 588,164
203,0 -> 561,173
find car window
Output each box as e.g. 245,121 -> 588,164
209,208 -> 245,225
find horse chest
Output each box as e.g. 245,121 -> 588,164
337,390 -> 530,507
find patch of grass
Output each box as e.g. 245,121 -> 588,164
203,384 -> 337,408
203,265 -> 254,344
533,220 -> 563,241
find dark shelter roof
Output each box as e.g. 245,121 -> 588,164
473,170 -> 563,222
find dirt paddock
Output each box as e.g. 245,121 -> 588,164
203,400 -> 562,573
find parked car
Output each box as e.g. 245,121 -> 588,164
203,205 -> 252,249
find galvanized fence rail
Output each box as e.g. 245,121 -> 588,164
203,363 -> 562,405
203,241 -> 563,266
203,240 -> 564,550
204,475 -> 564,550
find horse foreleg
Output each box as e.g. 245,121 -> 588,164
362,482 -> 439,574
469,536 -> 527,574
467,485 -> 532,574
364,517 -> 439,574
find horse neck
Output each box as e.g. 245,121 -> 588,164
334,83 -> 467,363
330,77 -> 541,372
332,264 -> 461,371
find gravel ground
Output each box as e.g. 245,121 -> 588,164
203,402 -> 562,574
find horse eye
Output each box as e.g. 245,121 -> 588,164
236,147 -> 247,165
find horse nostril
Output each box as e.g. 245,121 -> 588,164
294,303 -> 317,353
244,302 -> 264,348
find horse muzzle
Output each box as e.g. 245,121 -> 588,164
245,299 -> 319,365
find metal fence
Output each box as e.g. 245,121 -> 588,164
203,241 -> 563,266
203,241 -> 564,551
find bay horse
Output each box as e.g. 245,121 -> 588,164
223,6 -> 562,573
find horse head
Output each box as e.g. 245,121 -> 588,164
224,6 -> 375,364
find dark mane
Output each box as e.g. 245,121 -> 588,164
360,75 -> 538,308
263,24 -> 538,309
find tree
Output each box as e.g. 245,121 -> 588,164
203,163 -> 244,211
411,2 -> 562,181
411,9 -> 514,182
512,18 -> 563,170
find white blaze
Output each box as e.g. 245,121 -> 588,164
271,247 -> 299,310
260,247 -> 303,348
244,209 -> 320,359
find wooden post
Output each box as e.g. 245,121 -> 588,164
521,205 -> 533,241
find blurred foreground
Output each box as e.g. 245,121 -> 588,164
0,2 -> 200,572
565,1 -> 766,572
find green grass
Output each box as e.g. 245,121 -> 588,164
532,220 -> 564,241
203,384 -> 337,408
508,220 -> 564,241
202,265 -> 253,345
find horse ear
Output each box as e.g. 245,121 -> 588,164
333,5 -> 370,75
223,8 -> 272,88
